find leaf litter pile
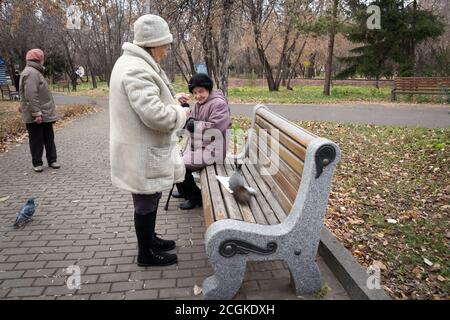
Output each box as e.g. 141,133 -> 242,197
231,116 -> 449,300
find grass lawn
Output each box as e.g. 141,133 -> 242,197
50,81 -> 109,98
51,80 -> 450,105
232,116 -> 449,300
0,101 -> 100,153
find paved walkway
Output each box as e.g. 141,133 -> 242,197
230,103 -> 450,128
0,106 -> 348,300
52,94 -> 450,128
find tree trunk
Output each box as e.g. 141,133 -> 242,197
182,40 -> 196,76
285,37 -> 308,90
218,0 -> 234,97
323,0 -> 339,96
89,61 -> 97,89
256,45 -> 277,91
247,0 -> 277,91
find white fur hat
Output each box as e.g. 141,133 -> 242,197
133,14 -> 173,48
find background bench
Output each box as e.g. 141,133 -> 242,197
200,105 -> 341,300
391,77 -> 450,101
0,84 -> 19,100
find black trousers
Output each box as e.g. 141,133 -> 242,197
26,122 -> 57,167
176,169 -> 202,202
132,193 -> 162,216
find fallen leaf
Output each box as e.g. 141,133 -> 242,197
0,196 -> 10,202
437,275 -> 446,282
349,218 -> 364,225
193,285 -> 202,295
431,264 -> 441,272
412,266 -> 423,276
372,260 -> 387,270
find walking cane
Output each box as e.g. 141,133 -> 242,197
164,184 -> 175,211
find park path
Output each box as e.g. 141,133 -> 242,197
53,94 -> 450,128
0,99 -> 348,300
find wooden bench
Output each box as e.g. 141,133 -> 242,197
199,105 -> 341,300
391,77 -> 450,101
0,84 -> 20,100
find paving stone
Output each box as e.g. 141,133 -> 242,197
111,280 -> 144,292
124,290 -> 158,300
8,286 -> 45,297
159,287 -> 192,299
98,273 -> 130,283
1,278 -> 35,288
143,279 -> 176,289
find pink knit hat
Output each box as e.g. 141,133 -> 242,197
26,49 -> 44,63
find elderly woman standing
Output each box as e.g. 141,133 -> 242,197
109,15 -> 190,267
19,49 -> 60,172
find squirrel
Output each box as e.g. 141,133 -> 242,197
229,164 -> 257,204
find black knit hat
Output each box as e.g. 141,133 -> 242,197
188,73 -> 214,93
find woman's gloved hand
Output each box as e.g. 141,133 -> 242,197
185,117 -> 196,133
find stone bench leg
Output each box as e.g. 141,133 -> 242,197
286,256 -> 322,295
202,262 -> 247,300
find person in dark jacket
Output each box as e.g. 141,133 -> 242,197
19,49 -> 60,172
175,73 -> 232,210
13,70 -> 20,93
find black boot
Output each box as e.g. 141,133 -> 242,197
178,169 -> 202,210
149,211 -> 176,251
179,198 -> 203,210
172,185 -> 183,199
134,213 -> 177,266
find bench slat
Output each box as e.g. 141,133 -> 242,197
249,131 -> 302,190
249,148 -> 293,215
256,115 -> 307,161
255,124 -> 305,175
200,168 -> 215,228
245,161 -> 288,223
251,139 -> 299,203
215,163 -> 244,222
395,86 -> 448,90
206,166 -> 229,221
241,160 -> 286,224
257,108 -> 316,148
239,164 -> 279,225
394,91 -> 448,94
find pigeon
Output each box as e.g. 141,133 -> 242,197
229,164 -> 257,204
14,198 -> 36,228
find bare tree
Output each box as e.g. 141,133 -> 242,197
323,0 -> 339,96
218,0 -> 235,96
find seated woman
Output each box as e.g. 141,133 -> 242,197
175,73 -> 232,210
